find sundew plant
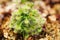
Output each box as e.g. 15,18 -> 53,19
9,1 -> 45,40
